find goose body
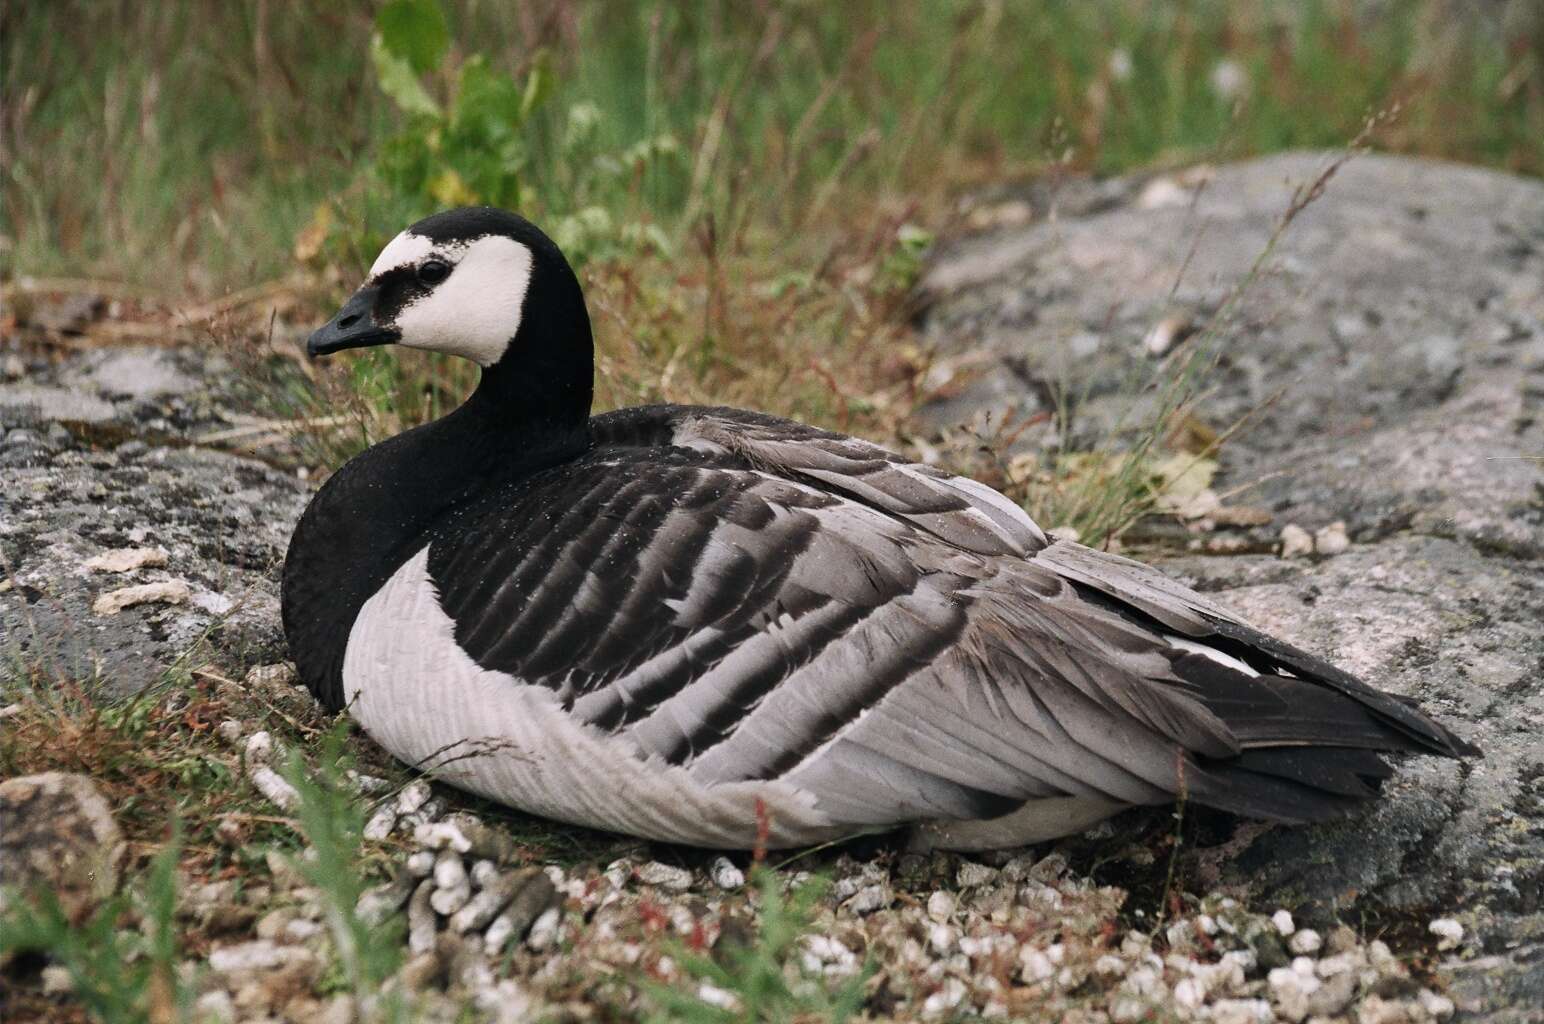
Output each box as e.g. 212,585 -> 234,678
282,208 -> 1474,850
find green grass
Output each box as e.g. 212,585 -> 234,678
6,1 -> 1540,288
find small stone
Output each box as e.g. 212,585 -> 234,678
526,906 -> 561,951
216,719 -> 244,745
1314,520 -> 1350,555
255,909 -> 294,940
396,780 -> 432,815
91,578 -> 190,614
635,860 -> 693,892
1418,989 -> 1456,1019
451,869 -> 529,933
842,882 -> 891,915
82,546 -> 169,574
249,766 -> 299,811
1143,313 -> 1196,357
40,964 -> 74,995
244,731 -> 276,766
397,949 -> 442,992
0,772 -> 126,923
466,858 -> 496,888
1428,917 -> 1463,951
926,890 -> 956,922
413,813 -> 514,862
1288,928 -> 1323,955
362,804 -> 397,841
407,879 -> 437,955
1272,909 -> 1296,936
483,869 -> 557,952
1305,969 -> 1357,1016
1280,524 -> 1314,558
709,856 -> 745,890
1210,998 -> 1273,1024
1269,965 -> 1321,1023
356,872 -> 416,926
193,989 -> 236,1023
1356,994 -> 1416,1024
955,861 -> 998,887
244,663 -> 297,688
405,850 -> 435,877
921,977 -> 968,1018
429,883 -> 469,920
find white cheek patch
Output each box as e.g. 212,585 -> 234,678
394,236 -> 534,367
369,231 -> 437,277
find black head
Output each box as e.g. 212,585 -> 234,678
308,207 -> 593,403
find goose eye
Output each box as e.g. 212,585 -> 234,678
418,259 -> 451,286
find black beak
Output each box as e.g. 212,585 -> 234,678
307,286 -> 401,358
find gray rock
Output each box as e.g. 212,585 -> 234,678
1,424 -> 309,696
920,152 -> 1544,1022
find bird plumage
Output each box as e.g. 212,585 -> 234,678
281,207 -> 1474,850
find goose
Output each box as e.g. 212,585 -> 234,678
281,206 -> 1475,851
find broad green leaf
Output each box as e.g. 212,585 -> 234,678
371,35 -> 441,117
375,0 -> 449,75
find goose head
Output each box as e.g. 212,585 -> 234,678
308,208 -> 594,426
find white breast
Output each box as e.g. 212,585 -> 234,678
341,547 -> 845,848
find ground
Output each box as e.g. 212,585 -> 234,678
2,152 -> 1541,1022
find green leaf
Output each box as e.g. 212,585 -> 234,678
520,50 -> 556,120
371,35 -> 441,117
375,0 -> 448,75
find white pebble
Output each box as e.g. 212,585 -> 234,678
709,856 -> 745,890
1428,917 -> 1463,951
395,780 -> 432,815
1210,998 -> 1273,1024
1268,965 -> 1320,1022
526,906 -> 561,951
362,804 -> 397,841
1288,928 -> 1322,955
1272,909 -> 1296,936
1280,523 -> 1314,558
243,730 -> 275,765
405,851 -> 435,877
1418,989 -> 1456,1019
248,767 -> 299,811
697,983 -> 740,1011
1314,520 -> 1350,555
921,977 -> 968,1019
470,859 -> 499,889
432,849 -> 467,891
927,890 -> 957,922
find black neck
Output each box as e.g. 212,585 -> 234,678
283,348 -> 593,713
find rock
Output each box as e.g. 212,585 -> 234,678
414,812 -> 514,862
1279,523 -> 1314,558
708,855 -> 745,891
0,425 -> 305,696
248,766 -> 299,812
81,545 -> 169,573
635,861 -> 693,893
484,870 -> 557,952
920,152 -> 1544,1019
1288,928 -> 1323,955
1428,917 -> 1463,951
0,772 -> 125,922
91,578 -> 190,615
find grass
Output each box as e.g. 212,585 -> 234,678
8,1 -> 1541,534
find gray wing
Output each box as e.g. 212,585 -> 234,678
429,420 -> 1470,835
